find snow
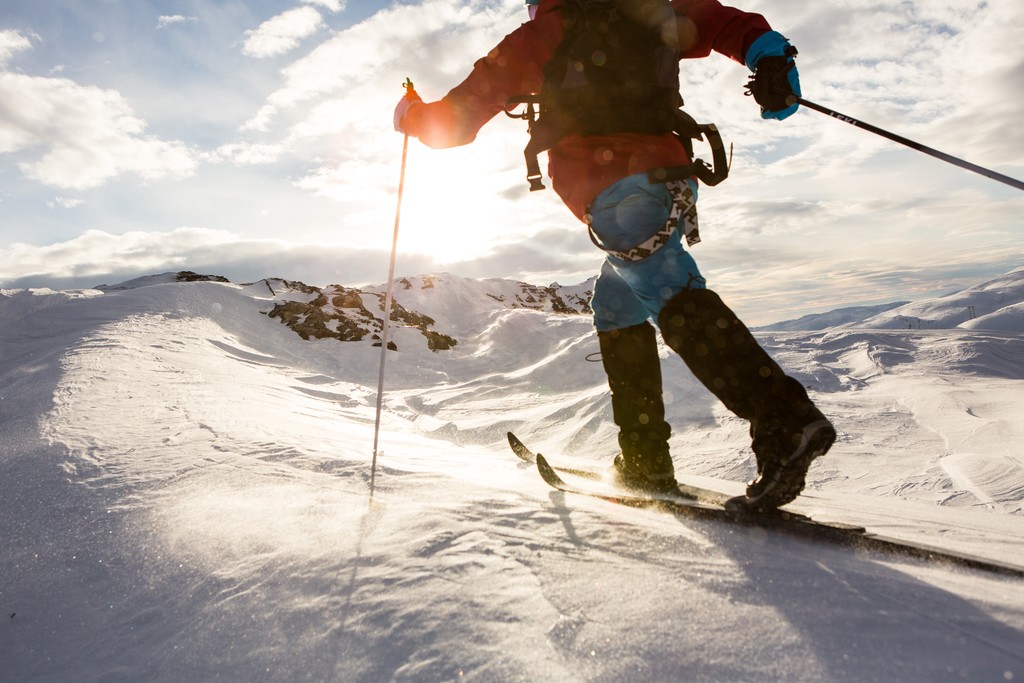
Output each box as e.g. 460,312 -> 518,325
2,270 -> 1024,682
755,302 -> 910,331
843,267 -> 1024,331
760,268 -> 1024,333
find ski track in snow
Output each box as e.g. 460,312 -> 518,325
2,275 -> 1024,682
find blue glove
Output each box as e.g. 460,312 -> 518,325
744,31 -> 801,121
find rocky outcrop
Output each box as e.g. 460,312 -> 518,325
267,284 -> 457,352
484,282 -> 592,315
175,271 -> 231,284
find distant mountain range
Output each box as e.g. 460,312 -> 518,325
89,271 -> 594,352
70,266 -> 1024,346
763,268 -> 1024,332
754,302 -> 911,331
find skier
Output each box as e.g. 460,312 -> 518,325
393,0 -> 835,510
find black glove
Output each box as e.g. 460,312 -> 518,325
745,39 -> 800,120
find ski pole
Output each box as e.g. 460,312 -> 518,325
370,78 -> 416,499
787,95 -> 1024,192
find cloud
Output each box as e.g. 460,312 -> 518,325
0,74 -> 199,189
1,229 -> 236,283
679,0 -> 1024,186
241,0 -> 516,132
0,228 -> 437,290
242,6 -> 326,58
213,141 -> 285,165
0,40 -> 200,190
47,197 -> 85,209
0,220 -> 601,293
0,29 -> 32,66
156,15 -> 198,29
230,0 -> 543,259
438,225 -> 603,286
729,246 -> 1024,327
690,188 -> 1024,326
302,0 -> 346,12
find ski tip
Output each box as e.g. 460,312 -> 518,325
507,432 -> 536,464
535,453 -> 564,487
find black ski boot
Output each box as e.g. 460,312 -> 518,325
657,288 -> 835,509
598,322 -> 677,494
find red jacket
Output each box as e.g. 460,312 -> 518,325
403,0 -> 771,221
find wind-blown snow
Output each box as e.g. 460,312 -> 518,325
2,271 -> 1023,682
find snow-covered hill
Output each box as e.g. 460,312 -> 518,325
761,268 -> 1024,332
852,268 -> 1024,331
243,272 -> 593,352
2,270 -> 1024,682
757,301 -> 909,331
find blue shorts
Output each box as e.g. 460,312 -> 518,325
588,174 -> 706,332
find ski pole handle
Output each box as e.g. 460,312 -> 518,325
403,77 -> 420,102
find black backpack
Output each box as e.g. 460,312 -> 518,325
508,0 -> 729,191
540,0 -> 681,138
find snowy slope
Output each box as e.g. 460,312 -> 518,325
2,272 -> 1024,682
759,268 -> 1024,332
756,302 -> 910,331
849,267 -> 1024,331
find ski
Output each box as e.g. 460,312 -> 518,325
508,431 -> 608,481
535,451 -> 859,531
510,431 -> 750,506
512,435 -> 1024,578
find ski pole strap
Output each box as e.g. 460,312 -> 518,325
504,95 -> 550,191
524,141 -> 546,192
649,122 -> 730,188
589,179 -> 699,262
696,123 -> 730,187
524,119 -> 561,192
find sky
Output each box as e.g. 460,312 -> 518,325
0,0 -> 1022,325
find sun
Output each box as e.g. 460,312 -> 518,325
389,137 -> 529,265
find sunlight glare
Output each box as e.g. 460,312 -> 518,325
392,138 -> 526,264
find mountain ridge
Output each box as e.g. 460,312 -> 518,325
9,268 -> 1023,350
759,268 -> 1024,332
